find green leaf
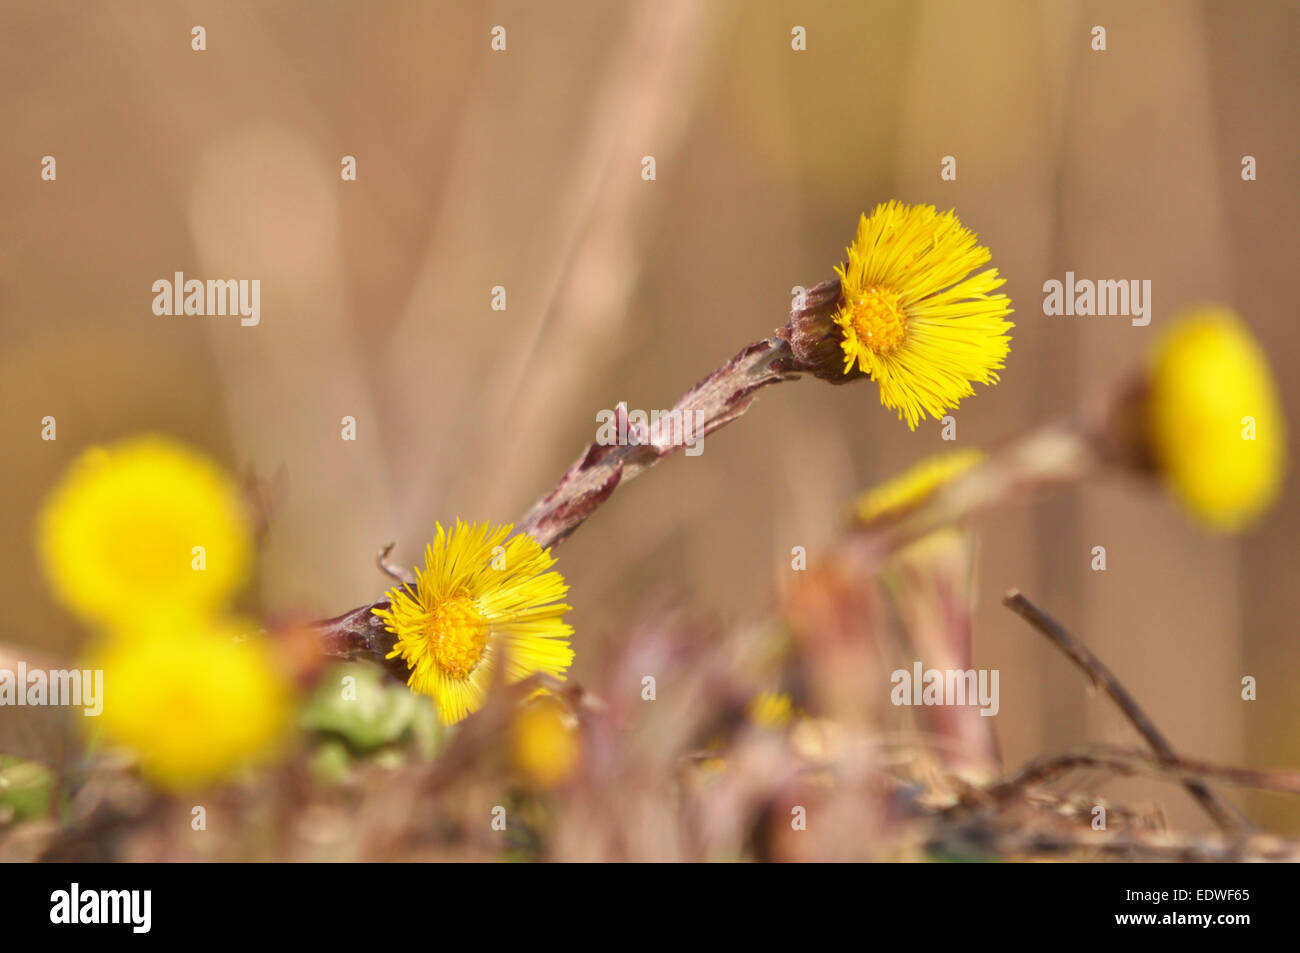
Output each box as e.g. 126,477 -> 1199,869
299,664 -> 418,750
0,756 -> 55,822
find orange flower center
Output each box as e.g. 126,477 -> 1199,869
426,595 -> 489,679
848,286 -> 907,355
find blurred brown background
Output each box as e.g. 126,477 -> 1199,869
2,0 -> 1297,832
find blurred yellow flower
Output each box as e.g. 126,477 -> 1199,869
1146,307 -> 1285,531
833,202 -> 1013,429
374,521 -> 574,725
37,436 -> 252,626
853,449 -> 986,524
747,690 -> 794,730
510,694 -> 580,788
88,619 -> 292,790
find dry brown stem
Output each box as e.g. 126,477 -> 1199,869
312,282 -> 845,670
1001,590 -> 1247,833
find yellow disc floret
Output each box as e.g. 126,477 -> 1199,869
847,286 -> 907,356
427,595 -> 490,679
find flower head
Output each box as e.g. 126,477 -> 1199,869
88,618 -> 292,790
510,693 -> 580,788
37,436 -> 252,626
374,521 -> 574,725
832,202 -> 1013,429
853,449 -> 986,524
1145,307 -> 1285,531
748,690 -> 794,730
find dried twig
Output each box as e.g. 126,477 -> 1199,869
515,334 -> 805,549
1002,589 -> 1248,833
376,542 -> 415,586
313,281 -> 843,667
932,823 -> 1300,863
986,745 -> 1300,799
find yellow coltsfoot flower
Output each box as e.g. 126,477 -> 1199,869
374,521 -> 574,725
510,693 -> 580,788
747,690 -> 795,730
1145,307 -> 1285,531
88,618 -> 292,791
853,449 -> 987,525
832,201 -> 1014,429
37,436 -> 252,626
